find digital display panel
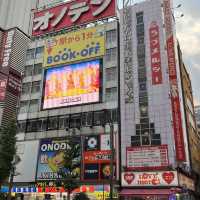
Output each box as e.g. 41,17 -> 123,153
42,59 -> 100,109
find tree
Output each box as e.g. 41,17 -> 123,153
57,137 -> 81,200
0,120 -> 17,187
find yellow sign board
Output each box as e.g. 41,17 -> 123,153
43,26 -> 105,67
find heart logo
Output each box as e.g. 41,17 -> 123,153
162,172 -> 174,184
124,173 -> 135,184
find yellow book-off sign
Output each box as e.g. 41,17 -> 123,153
44,26 -> 105,67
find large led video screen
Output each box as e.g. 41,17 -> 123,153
42,59 -> 101,109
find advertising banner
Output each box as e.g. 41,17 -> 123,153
84,164 -> 99,180
84,150 -> 112,163
0,73 -> 7,101
178,173 -> 195,191
149,21 -> 162,85
36,137 -> 81,180
84,135 -> 100,151
122,171 -> 178,187
42,59 -> 100,109
7,70 -> 22,96
126,145 -> 169,170
32,0 -> 116,36
163,0 -> 186,161
43,26 -> 105,67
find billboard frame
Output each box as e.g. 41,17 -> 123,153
41,58 -> 103,110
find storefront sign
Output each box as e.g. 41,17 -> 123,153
84,135 -> 100,151
0,73 -> 7,101
32,0 -> 116,36
43,26 -> 105,67
126,145 -> 169,170
149,21 -> 162,85
36,137 -> 81,180
7,70 -> 22,95
0,30 -> 15,72
178,173 -> 195,191
122,171 -> 178,187
84,163 -> 99,180
163,0 -> 186,161
84,150 -> 112,163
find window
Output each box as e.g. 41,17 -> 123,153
142,135 -> 150,145
69,115 -> 81,129
26,49 -> 35,60
21,82 -> 31,95
136,12 -> 144,24
105,48 -> 117,62
93,111 -> 105,126
106,30 -> 117,44
151,134 -> 161,145
47,117 -> 58,130
82,112 -> 93,127
106,87 -> 117,102
33,63 -> 42,75
59,115 -> 69,130
111,109 -> 118,122
35,47 -> 44,59
19,101 -> 29,113
24,65 -> 33,77
17,121 -> 26,133
131,135 -> 141,146
106,67 -> 117,82
26,119 -> 38,132
136,24 -> 144,37
29,99 -> 38,112
37,118 -> 47,132
31,81 -> 41,93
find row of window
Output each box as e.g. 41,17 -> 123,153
18,109 -> 118,133
26,30 -> 117,61
24,63 -> 42,77
19,87 -> 118,113
22,81 -> 41,95
131,134 -> 161,146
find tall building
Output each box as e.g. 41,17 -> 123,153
14,0 -> 119,199
120,0 -> 199,199
0,27 -> 29,126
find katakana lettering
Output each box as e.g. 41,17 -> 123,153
91,0 -> 112,16
51,7 -> 68,27
68,2 -> 89,22
33,11 -> 54,31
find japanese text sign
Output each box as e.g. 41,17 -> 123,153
0,73 -> 7,101
163,0 -> 186,161
126,145 -> 169,170
149,21 -> 162,85
43,26 -> 105,67
32,0 -> 116,36
122,171 -> 178,187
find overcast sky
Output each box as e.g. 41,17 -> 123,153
118,0 -> 200,105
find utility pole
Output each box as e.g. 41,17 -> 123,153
109,122 -> 114,200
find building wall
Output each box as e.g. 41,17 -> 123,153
179,45 -> 200,173
120,0 -> 191,171
16,21 -> 120,182
0,0 -> 37,35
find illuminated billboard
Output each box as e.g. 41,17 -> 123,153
42,59 -> 101,109
43,26 -> 105,67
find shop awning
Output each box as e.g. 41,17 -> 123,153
120,189 -> 172,196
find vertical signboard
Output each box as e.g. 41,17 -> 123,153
149,21 -> 162,85
0,30 -> 15,74
163,0 -> 186,161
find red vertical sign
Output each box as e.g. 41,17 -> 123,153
0,73 -> 7,101
149,22 -> 162,85
163,0 -> 186,161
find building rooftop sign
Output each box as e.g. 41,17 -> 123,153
32,0 -> 116,36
